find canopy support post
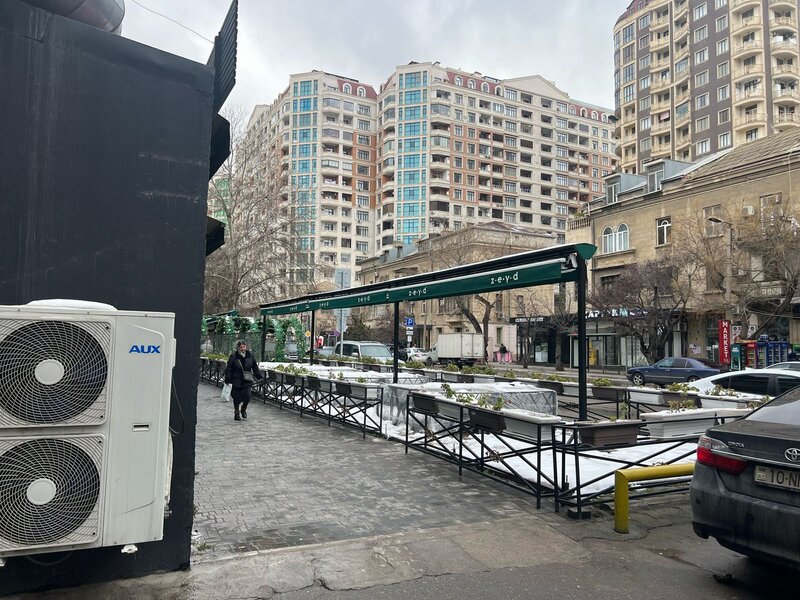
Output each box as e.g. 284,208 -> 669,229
577,256 -> 588,422
310,310 -> 316,365
393,302 -> 400,384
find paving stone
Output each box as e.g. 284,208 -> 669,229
193,383 -> 541,562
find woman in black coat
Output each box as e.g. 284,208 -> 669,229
224,340 -> 263,421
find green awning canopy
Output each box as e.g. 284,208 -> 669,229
261,243 -> 597,316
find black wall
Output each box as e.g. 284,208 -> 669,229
0,1 -> 213,594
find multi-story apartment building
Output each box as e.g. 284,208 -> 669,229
374,62 -> 618,249
614,0 -> 800,174
245,71 -> 378,293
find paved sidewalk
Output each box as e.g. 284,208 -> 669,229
193,383 -> 541,561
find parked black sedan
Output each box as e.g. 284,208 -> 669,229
626,357 -> 720,386
691,388 -> 800,568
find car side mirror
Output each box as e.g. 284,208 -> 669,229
351,351 -> 359,357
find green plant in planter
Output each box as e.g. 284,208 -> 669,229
440,383 -> 456,399
747,396 -> 769,409
455,393 -> 475,404
546,374 -> 570,382
476,394 -> 491,408
460,365 -> 476,375
619,402 -> 630,420
667,398 -> 697,411
706,385 -> 739,397
405,360 -> 426,369
665,382 -> 699,394
492,395 -> 505,411
337,372 -> 345,381
503,369 -> 516,378
445,363 -> 460,372
360,356 -> 378,365
592,377 -> 613,387
307,372 -> 318,378
355,376 -> 367,383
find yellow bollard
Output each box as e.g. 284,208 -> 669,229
614,463 -> 695,533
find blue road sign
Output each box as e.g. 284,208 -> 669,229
404,317 -> 415,328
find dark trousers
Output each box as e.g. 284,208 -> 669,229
231,385 -> 252,412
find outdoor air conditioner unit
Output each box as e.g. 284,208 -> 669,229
742,205 -> 756,217
0,301 -> 176,561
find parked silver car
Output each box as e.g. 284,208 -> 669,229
691,387 -> 800,568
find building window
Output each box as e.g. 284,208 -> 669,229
656,217 -> 671,245
648,168 -> 664,191
694,25 -> 708,43
696,115 -> 710,132
716,14 -> 728,31
602,227 -> 616,253
343,83 -> 351,94
694,47 -> 708,65
717,61 -> 729,78
718,108 -> 730,124
455,76 -> 463,86
716,38 -> 729,55
745,128 -> 759,142
617,224 -> 629,251
695,70 -> 709,87
694,3 -> 707,20
696,138 -> 710,155
717,85 -> 729,101
696,93 -> 709,109
704,205 -> 722,236
718,132 -> 731,148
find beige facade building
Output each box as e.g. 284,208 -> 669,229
614,0 -> 800,174
355,222 -> 556,356
567,128 -> 800,366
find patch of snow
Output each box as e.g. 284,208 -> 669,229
26,299 -> 117,311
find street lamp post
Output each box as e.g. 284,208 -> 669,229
707,216 -> 735,320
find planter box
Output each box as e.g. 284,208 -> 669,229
642,408 -> 750,439
410,392 -> 439,415
591,386 -> 627,402
575,420 -> 642,448
536,380 -> 565,395
627,387 -> 665,405
697,394 -> 755,409
561,381 -> 580,398
436,397 -> 468,420
440,371 -> 462,383
502,409 -> 562,441
471,374 -> 495,384
467,407 -> 506,434
662,390 -> 699,406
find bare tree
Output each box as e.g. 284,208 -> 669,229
203,106 -> 298,314
589,257 -> 695,364
515,283 -> 576,370
424,226 -> 532,362
675,199 -> 800,339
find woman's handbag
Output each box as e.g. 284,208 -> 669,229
242,371 -> 255,383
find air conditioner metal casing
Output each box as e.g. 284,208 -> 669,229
0,304 -> 175,559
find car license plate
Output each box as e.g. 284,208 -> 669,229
754,465 -> 800,492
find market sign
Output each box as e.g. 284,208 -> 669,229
718,319 -> 732,365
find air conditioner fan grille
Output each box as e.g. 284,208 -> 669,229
0,320 -> 109,425
0,438 -> 101,548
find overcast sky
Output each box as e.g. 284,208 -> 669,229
123,0 -> 626,113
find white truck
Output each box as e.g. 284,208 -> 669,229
431,333 -> 484,366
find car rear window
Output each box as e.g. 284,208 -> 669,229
747,387 -> 800,426
727,373 -> 772,395
776,375 -> 800,395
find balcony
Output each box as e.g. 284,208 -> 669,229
673,22 -> 689,41
675,134 -> 692,150
734,112 -> 767,128
733,40 -> 764,58
734,87 -> 766,103
651,35 -> 670,51
429,192 -> 449,202
650,141 -> 672,157
651,15 -> 669,31
773,63 -> 799,77
732,15 -> 762,34
770,17 -> 798,31
769,0 -> 795,7
734,63 -> 764,81
775,112 -> 800,128
770,39 -> 799,54
651,76 -> 672,92
651,120 -> 672,134
381,158 -> 395,175
429,176 -> 451,188
675,110 -> 691,126
674,44 -> 690,62
651,58 -> 671,71
674,0 -> 688,16
732,0 -> 760,9
674,87 -> 692,103
774,88 -> 800,102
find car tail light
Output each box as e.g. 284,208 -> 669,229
697,434 -> 748,474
